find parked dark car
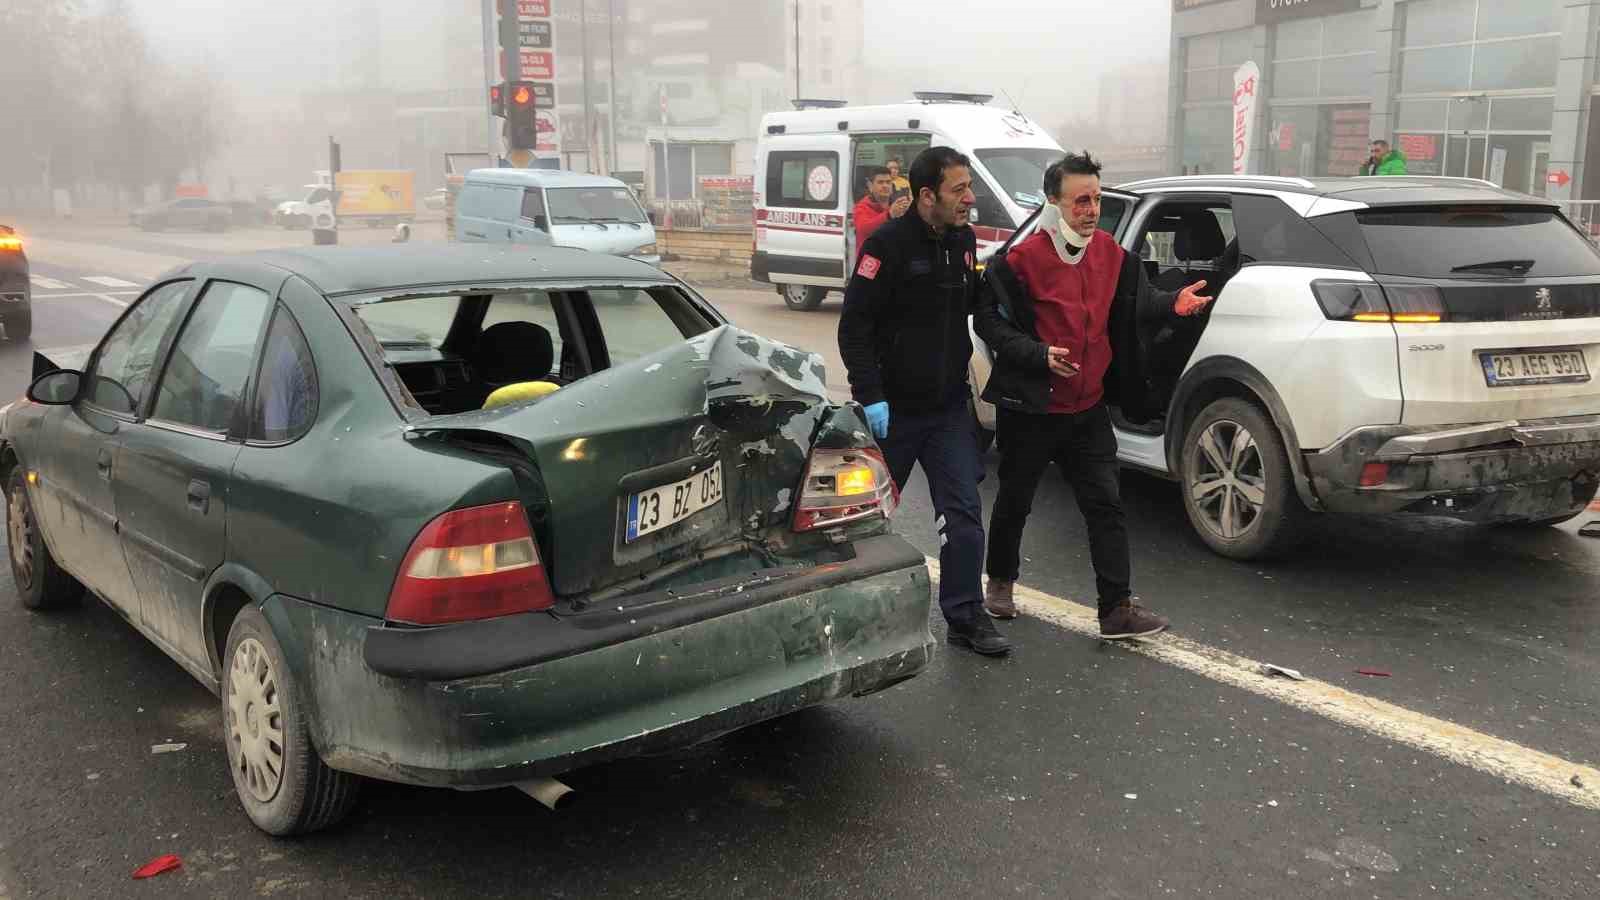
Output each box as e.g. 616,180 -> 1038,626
0,225 -> 30,341
3,244 -> 933,836
131,198 -> 232,232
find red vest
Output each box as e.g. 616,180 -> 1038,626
1006,229 -> 1126,414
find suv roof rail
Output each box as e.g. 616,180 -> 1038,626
1368,175 -> 1501,188
791,98 -> 849,110
912,91 -> 994,105
1122,174 -> 1318,190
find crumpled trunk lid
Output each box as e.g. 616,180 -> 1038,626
410,325 -> 844,596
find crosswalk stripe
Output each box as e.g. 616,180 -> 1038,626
29,276 -> 71,290
81,276 -> 139,288
925,558 -> 1600,811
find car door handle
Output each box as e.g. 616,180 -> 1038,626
96,448 -> 113,480
187,479 -> 211,514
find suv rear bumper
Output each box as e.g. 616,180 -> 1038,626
1305,415 -> 1600,520
267,534 -> 935,788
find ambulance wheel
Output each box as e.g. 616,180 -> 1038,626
781,284 -> 826,311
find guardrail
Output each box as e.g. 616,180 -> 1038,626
1564,201 -> 1600,243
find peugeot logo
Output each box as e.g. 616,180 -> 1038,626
1535,287 -> 1553,311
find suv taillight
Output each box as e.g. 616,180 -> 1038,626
792,448 -> 899,532
1312,280 -> 1445,323
386,501 -> 555,625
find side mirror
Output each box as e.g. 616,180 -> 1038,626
27,369 -> 83,405
533,215 -> 550,232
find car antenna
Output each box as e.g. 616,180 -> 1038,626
1002,87 -> 1027,117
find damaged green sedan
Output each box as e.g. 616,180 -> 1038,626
2,245 -> 934,835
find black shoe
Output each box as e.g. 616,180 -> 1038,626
947,614 -> 1013,656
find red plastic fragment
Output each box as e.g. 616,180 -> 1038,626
1355,668 -> 1392,678
132,855 -> 182,879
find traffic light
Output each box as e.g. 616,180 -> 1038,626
505,81 -> 539,149
489,82 -> 505,118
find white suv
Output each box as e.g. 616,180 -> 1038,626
972,175 -> 1600,560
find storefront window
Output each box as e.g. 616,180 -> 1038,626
1267,104 -> 1370,177
1471,37 -> 1560,91
1392,95 -> 1553,194
1181,107 -> 1232,175
1400,0 -> 1560,95
1185,28 -> 1254,104
1271,9 -> 1375,100
1476,0 -> 1561,40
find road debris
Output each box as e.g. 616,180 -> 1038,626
1573,774 -> 1586,789
1123,793 -> 1138,800
1579,521 -> 1600,538
132,855 -> 182,879
1260,663 -> 1306,681
150,743 -> 188,754
1355,669 -> 1391,678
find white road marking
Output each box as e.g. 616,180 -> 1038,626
80,275 -> 139,288
92,294 -> 129,308
926,559 -> 1600,811
28,276 -> 71,290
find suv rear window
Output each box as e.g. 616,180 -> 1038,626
1356,207 -> 1600,278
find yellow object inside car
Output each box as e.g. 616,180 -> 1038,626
483,381 -> 561,410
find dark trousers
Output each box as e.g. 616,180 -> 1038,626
987,404 -> 1132,615
878,396 -> 985,625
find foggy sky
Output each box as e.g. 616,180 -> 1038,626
127,0 -> 1172,126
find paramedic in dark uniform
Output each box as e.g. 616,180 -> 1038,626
838,146 -> 1011,657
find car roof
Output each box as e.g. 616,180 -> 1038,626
463,168 -> 631,190
238,243 -> 670,297
1113,175 -> 1557,208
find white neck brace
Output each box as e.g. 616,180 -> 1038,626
1041,204 -> 1092,262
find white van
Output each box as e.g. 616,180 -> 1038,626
751,92 -> 1064,311
455,169 -> 659,263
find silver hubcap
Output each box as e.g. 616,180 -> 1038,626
1189,419 -> 1266,540
784,285 -> 808,303
8,487 -> 33,590
227,638 -> 286,803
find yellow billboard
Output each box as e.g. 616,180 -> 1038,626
333,170 -> 415,218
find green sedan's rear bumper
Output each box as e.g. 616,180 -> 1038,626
264,534 -> 934,788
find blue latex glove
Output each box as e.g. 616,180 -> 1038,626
864,401 -> 890,440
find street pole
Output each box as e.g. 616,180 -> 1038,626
607,0 -> 618,176
796,0 -> 806,99
481,0 -> 500,163
661,86 -> 672,230
581,0 -> 595,173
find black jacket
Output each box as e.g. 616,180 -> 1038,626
973,244 -> 1178,421
838,209 -> 977,414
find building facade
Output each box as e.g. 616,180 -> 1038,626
1169,0 -> 1600,201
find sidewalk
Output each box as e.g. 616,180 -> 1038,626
14,215 -> 756,290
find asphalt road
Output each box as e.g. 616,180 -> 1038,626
2,223 -> 1598,898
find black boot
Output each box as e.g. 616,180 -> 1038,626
947,614 -> 1013,656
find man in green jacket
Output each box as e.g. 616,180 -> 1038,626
1361,140 -> 1408,176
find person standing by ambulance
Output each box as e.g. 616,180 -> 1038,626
974,151 -> 1210,639
839,147 -> 1011,657
852,167 -> 911,259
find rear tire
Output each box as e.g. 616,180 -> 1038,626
6,467 -> 83,610
7,313 -> 30,343
1179,397 -> 1308,560
780,284 -> 826,311
223,606 -> 361,836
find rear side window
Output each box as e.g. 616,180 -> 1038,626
1354,207 -> 1600,278
1232,195 -> 1359,270
584,288 -> 713,368
458,184 -> 519,221
767,151 -> 839,210
251,307 -> 318,443
153,282 -> 273,433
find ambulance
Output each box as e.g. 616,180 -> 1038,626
751,92 -> 1064,311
